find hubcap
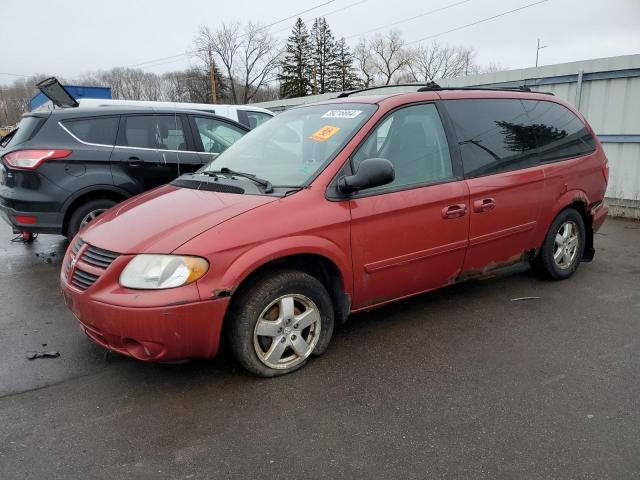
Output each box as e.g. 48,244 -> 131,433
553,220 -> 579,270
253,294 -> 321,370
80,209 -> 107,228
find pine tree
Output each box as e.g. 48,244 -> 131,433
278,18 -> 313,98
333,37 -> 361,92
310,17 -> 339,94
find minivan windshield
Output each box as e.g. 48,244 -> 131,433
201,103 -> 376,187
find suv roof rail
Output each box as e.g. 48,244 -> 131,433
336,82 -> 554,98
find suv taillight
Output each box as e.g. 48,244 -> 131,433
3,149 -> 72,170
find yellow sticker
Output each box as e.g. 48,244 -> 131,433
310,125 -> 341,142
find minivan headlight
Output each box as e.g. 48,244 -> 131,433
119,255 -> 209,290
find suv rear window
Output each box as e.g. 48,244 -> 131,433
62,117 -> 119,145
1,116 -> 45,148
119,115 -> 187,150
444,99 -> 596,178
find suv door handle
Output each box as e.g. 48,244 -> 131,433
442,203 -> 467,219
127,156 -> 142,167
473,198 -> 496,213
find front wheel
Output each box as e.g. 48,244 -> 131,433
227,270 -> 335,377
531,208 -> 586,280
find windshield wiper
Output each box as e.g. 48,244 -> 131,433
207,168 -> 274,193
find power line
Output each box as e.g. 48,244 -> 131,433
346,0 -> 474,39
0,72 -> 32,78
124,0 -> 338,69
408,0 -> 550,45
272,0 -> 369,35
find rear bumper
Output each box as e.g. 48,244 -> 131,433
591,201 -> 608,232
61,279 -> 230,361
0,200 -> 64,233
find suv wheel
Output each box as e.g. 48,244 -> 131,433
531,208 -> 586,280
227,270 -> 334,377
67,199 -> 117,240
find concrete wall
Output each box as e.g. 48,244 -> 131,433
255,55 -> 640,217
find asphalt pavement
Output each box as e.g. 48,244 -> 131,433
0,218 -> 639,479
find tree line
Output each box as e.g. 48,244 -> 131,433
1,16 -> 502,126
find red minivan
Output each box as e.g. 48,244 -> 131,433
60,87 -> 609,377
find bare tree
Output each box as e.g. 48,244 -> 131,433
407,42 -> 478,82
369,30 -> 411,85
354,38 -> 375,88
195,22 -> 281,104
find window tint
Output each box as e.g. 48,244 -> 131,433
352,103 -> 453,191
63,117 -> 119,145
194,117 -> 245,154
120,115 -> 187,150
522,100 -> 596,162
445,99 -> 596,178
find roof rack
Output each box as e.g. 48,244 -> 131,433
336,82 -> 554,98
336,82 -> 441,98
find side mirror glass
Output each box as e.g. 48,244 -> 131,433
338,158 -> 394,194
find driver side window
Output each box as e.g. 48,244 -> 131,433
193,117 -> 245,154
352,103 -> 454,191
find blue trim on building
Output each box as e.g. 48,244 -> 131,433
30,85 -> 112,110
598,135 -> 640,143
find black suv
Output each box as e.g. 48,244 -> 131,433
0,107 -> 249,239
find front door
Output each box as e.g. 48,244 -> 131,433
348,103 -> 469,309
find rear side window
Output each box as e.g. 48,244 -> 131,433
119,115 -> 187,151
62,117 -> 119,145
2,116 -> 45,148
444,98 -> 596,178
522,100 -> 596,162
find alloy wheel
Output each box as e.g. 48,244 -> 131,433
553,220 -> 580,270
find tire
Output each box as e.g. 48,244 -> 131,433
66,198 -> 118,240
227,269 -> 335,377
531,208 -> 586,280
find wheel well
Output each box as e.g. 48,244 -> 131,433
229,254 -> 350,325
62,190 -> 129,235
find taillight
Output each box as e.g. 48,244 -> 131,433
3,149 -> 72,170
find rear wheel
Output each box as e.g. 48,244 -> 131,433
66,199 -> 117,240
227,270 -> 334,377
531,208 -> 585,280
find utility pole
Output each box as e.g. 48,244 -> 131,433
208,46 -> 217,104
535,38 -> 547,68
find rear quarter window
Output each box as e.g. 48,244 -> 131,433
444,98 -> 596,178
2,116 -> 46,148
61,116 -> 119,146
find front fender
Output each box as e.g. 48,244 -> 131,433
219,235 -> 353,296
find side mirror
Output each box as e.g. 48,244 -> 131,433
338,158 -> 395,194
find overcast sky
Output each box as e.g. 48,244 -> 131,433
1,0 -> 639,84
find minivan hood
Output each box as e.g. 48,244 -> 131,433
81,185 -> 277,254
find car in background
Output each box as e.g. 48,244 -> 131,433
60,85 -> 608,377
73,99 -> 274,130
0,106 -> 249,239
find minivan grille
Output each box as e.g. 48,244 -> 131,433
80,245 -> 120,269
72,237 -> 84,254
71,268 -> 99,290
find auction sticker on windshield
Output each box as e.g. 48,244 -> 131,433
310,125 -> 341,142
322,110 -> 362,119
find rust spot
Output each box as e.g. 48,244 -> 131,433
459,252 -> 525,282
212,289 -> 232,298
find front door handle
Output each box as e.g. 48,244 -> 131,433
473,198 -> 496,213
442,203 -> 467,219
